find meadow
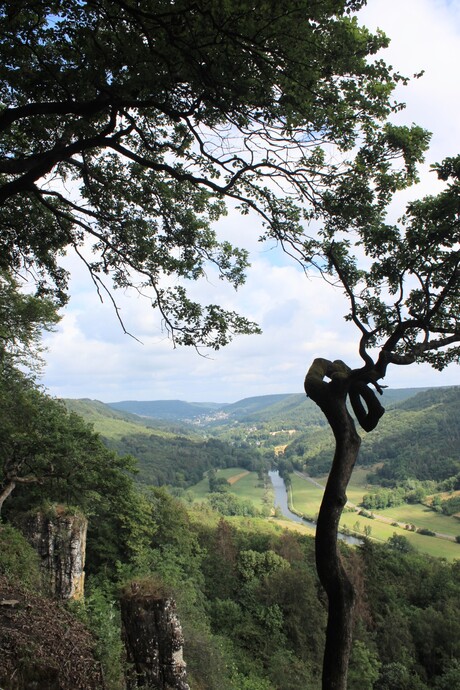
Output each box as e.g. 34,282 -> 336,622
190,467 -> 270,509
290,471 -> 460,561
190,467 -> 460,561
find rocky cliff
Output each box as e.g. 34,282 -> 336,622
20,507 -> 87,600
121,579 -> 190,690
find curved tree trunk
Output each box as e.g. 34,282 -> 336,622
305,359 -> 362,690
316,402 -> 360,689
0,481 -> 16,517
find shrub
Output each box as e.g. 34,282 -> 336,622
0,523 -> 42,590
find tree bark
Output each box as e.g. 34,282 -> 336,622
304,359 -> 361,690
0,481 -> 16,517
0,474 -> 45,517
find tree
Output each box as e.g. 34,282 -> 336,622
0,270 -> 63,513
0,368 -> 136,517
0,271 -> 135,519
0,269 -> 59,373
0,0 -> 428,346
303,156 -> 460,689
1,4 -> 445,688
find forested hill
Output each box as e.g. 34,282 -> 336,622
65,398 -> 197,436
64,398 -> 264,487
362,386 -> 460,482
65,386 -> 458,488
285,386 -> 460,483
107,399 -> 224,421
107,393 -> 300,423
108,387 -> 428,426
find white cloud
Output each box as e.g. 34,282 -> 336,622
41,1 -> 460,402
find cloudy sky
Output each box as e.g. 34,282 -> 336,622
41,0 -> 460,404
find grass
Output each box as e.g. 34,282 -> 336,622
189,475 -> 211,501
374,504 -> 460,537
230,472 -> 267,506
227,470 -> 250,485
190,468 -> 269,513
188,467 -> 460,560
290,472 -> 460,561
64,399 -> 179,441
268,517 -> 316,538
289,475 -> 323,520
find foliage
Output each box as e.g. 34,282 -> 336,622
208,469 -> 230,493
0,274 -> 135,524
285,386 -> 460,483
0,375 -> 155,578
301,153 -> 459,689
0,0 -> 429,346
66,388 -> 460,494
70,579 -> 125,690
64,397 -> 195,437
208,491 -> 260,517
361,483 -> 429,510
2,465 -> 460,689
108,429 -> 263,487
385,533 -> 416,554
358,540 -> 460,689
440,495 -> 460,516
0,369 -> 134,510
1,5 -> 458,686
348,640 -> 380,690
198,520 -> 325,687
0,269 -> 60,373
0,523 -> 42,590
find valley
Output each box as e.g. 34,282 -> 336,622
65,385 -> 460,561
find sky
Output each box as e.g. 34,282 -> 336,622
41,0 -> 460,404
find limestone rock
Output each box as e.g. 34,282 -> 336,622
21,507 -> 87,600
121,580 -> 190,690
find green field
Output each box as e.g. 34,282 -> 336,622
64,399 -> 177,440
188,467 -> 460,560
290,473 -> 460,561
190,467 -> 271,513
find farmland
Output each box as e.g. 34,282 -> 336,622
190,466 -> 460,560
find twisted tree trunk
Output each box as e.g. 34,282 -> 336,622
304,359 -> 384,690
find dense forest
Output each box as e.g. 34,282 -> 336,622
284,387 -> 460,483
66,398 -> 268,488
2,474 -> 460,690
1,294 -> 459,689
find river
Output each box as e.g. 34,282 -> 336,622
268,470 -> 362,546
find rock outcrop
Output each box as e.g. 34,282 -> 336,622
121,579 -> 190,690
20,507 -> 87,600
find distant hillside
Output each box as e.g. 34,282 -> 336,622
63,398 -> 262,487
64,398 -> 196,438
65,386 -> 458,487
285,386 -> 460,482
108,388 -> 429,426
216,394 -> 293,419
378,387 -> 430,407
363,385 -> 460,482
108,399 -> 224,420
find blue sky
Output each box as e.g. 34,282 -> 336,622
41,0 -> 460,403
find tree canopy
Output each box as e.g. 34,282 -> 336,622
0,269 -> 59,373
302,157 -> 459,689
0,365 -> 137,516
0,0 -> 428,346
